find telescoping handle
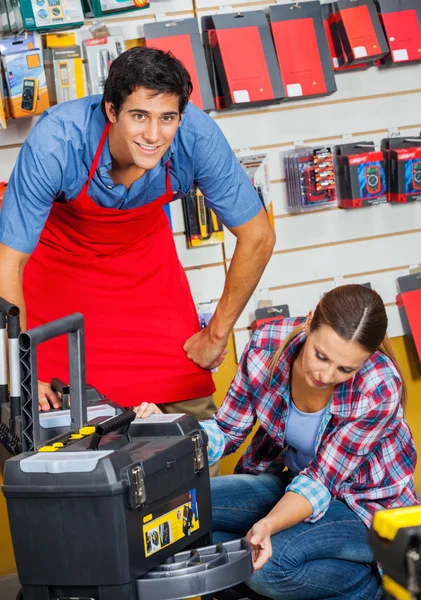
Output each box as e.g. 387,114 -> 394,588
0,298 -> 21,424
19,313 -> 87,452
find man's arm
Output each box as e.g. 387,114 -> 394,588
184,207 -> 275,368
0,244 -> 61,410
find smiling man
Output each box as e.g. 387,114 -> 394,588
0,47 -> 275,427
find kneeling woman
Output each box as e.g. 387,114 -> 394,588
136,284 -> 418,600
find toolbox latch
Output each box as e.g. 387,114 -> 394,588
132,465 -> 146,507
192,434 -> 204,473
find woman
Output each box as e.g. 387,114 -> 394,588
136,284 -> 418,600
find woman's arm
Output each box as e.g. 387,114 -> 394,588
246,491 -> 313,570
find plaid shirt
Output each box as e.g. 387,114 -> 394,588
202,317 -> 418,527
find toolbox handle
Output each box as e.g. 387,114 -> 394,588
19,313 -> 87,452
88,409 -> 136,450
0,298 -> 21,426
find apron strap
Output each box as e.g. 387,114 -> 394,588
165,160 -> 171,194
85,122 -> 112,190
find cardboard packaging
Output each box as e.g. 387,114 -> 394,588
144,18 -> 214,112
322,2 -> 369,71
1,34 -> 50,118
397,272 -> 421,375
83,36 -> 124,95
182,185 -> 224,248
19,0 -> 84,31
335,142 -> 387,208
82,0 -> 148,18
269,1 -> 336,99
250,305 -> 290,332
201,11 -> 285,110
381,137 -> 421,203
375,0 -> 421,66
333,0 -> 389,64
238,153 -> 275,228
44,33 -> 85,104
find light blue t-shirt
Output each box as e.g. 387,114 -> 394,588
0,96 -> 262,254
284,401 -> 327,475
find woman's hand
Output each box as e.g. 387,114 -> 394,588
246,519 -> 272,571
133,402 -> 163,418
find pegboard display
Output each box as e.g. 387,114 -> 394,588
0,0 -> 420,364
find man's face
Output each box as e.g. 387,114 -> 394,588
106,87 -> 181,172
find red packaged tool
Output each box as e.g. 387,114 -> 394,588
381,137 -> 421,203
144,19 -> 214,112
269,1 -> 336,99
334,0 -> 389,64
201,11 -> 285,110
250,305 -> 290,332
375,0 -> 421,66
322,3 -> 369,71
397,272 -> 421,375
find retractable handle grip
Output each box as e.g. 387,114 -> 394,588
19,313 -> 87,452
0,298 -> 21,424
89,409 -> 135,451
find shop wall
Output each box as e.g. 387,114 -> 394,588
1,0 -> 421,576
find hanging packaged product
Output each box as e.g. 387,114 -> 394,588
397,272 -> 421,375
269,1 -> 336,100
335,142 -> 387,208
322,3 -> 369,71
44,33 -> 85,104
3,0 -> 24,35
375,0 -> 421,66
0,84 -> 7,128
250,304 -> 290,332
182,186 -> 224,248
83,36 -> 124,95
82,0 -> 148,18
19,0 -> 84,31
381,136 -> 421,203
145,19 -> 214,112
1,33 -> 50,118
238,153 -> 275,228
333,0 -> 389,64
201,11 -> 285,110
284,146 -> 337,213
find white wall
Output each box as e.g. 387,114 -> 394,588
0,0 -> 420,362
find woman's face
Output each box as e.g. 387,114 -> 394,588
300,319 -> 371,390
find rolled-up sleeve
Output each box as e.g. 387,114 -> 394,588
0,141 -> 61,254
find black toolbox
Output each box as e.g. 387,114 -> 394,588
0,306 -> 252,600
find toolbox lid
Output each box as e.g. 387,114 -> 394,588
39,404 -> 117,429
20,451 -> 113,474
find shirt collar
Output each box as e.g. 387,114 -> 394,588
270,329 -> 355,417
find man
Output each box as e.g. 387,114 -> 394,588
0,47 -> 275,423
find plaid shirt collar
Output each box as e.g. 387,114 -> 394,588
269,328 -> 359,418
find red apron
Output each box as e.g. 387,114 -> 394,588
23,123 -> 215,407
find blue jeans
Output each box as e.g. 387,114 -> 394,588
211,473 -> 382,600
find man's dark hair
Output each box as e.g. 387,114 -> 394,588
101,46 -> 193,118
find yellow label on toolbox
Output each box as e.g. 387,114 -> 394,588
143,489 -> 199,557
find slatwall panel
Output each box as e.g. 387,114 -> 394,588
0,0 -> 420,364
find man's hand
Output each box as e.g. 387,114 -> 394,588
246,519 -> 272,571
38,380 -> 61,412
133,402 -> 163,418
183,327 -> 228,370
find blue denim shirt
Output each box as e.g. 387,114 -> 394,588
0,96 -> 262,254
